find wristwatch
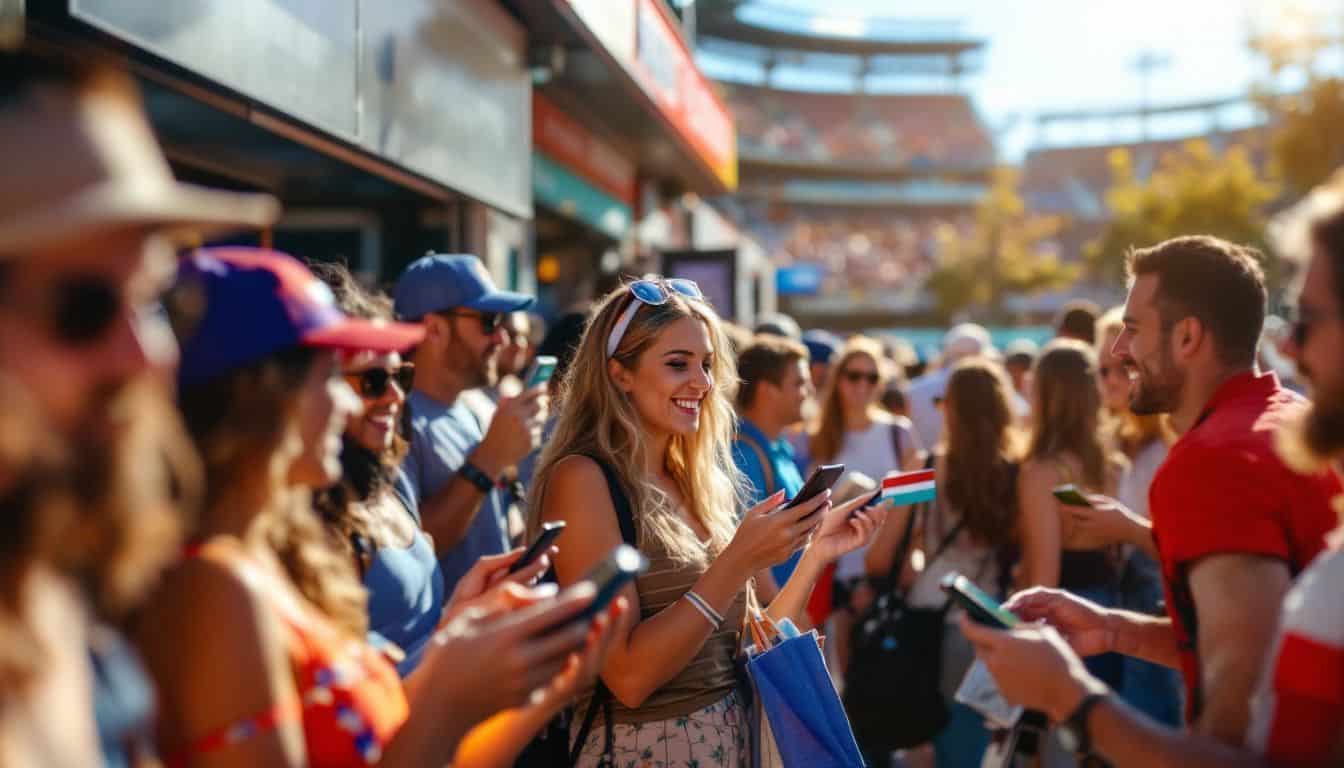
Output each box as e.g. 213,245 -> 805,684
459,460 -> 496,494
1058,691 -> 1108,755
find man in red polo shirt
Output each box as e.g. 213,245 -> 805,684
959,234 -> 1340,765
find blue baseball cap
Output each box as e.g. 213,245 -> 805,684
393,253 -> 535,321
802,329 -> 841,365
175,247 -> 425,386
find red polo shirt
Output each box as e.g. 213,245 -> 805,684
1149,371 -> 1340,722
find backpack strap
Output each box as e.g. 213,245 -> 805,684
739,429 -> 778,497
889,421 -> 904,468
570,453 -> 636,767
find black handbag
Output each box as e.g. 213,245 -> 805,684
842,498 -> 964,754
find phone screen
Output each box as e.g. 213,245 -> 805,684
569,544 -> 648,625
1051,484 -> 1093,507
941,572 -> 1019,629
783,463 -> 844,510
509,521 -> 566,574
525,356 -> 558,388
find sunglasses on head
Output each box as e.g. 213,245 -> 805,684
439,309 -> 502,336
606,277 -> 705,358
345,364 -> 415,399
840,369 -> 880,386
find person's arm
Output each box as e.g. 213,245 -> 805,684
544,455 -> 824,707
863,501 -> 915,581
419,389 -> 545,556
959,618 -> 1261,768
1005,586 -> 1181,668
1017,458 -> 1062,588
768,494 -> 886,624
1185,554 -> 1293,746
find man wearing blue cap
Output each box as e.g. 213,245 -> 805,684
394,253 -> 547,592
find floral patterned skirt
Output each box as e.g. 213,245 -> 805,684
572,690 -> 749,768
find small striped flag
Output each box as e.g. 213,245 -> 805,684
881,468 -> 936,506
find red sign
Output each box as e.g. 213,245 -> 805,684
532,93 -> 637,205
631,0 -> 737,190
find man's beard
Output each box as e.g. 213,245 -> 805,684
1128,351 -> 1183,416
1285,369 -> 1344,471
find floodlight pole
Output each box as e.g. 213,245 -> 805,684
1131,49 -> 1172,142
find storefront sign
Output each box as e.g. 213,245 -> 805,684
533,153 -> 631,240
632,0 -> 737,190
533,93 -> 636,205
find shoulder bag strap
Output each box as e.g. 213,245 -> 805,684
882,452 -> 937,592
570,453 -> 636,767
740,430 -> 778,497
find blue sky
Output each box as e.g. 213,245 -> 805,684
697,0 -> 1344,161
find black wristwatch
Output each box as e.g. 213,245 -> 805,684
459,460 -> 496,494
1059,691 -> 1108,755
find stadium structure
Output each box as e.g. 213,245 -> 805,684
692,0 -> 995,330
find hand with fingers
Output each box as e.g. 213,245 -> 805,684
525,596 -> 628,716
427,582 -> 598,727
1061,493 -> 1153,550
726,488 -> 831,574
803,493 -> 890,567
1003,587 -> 1117,657
441,546 -> 559,626
959,615 -> 1107,723
478,385 -> 548,473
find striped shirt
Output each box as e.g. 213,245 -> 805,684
1247,529 -> 1344,764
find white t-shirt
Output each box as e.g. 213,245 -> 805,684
1116,439 -> 1167,521
830,417 -> 915,580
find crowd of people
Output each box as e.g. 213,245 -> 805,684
722,83 -> 994,169
4,46 -> 1344,768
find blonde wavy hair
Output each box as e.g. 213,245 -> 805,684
810,335 -> 888,464
1029,340 -> 1113,490
528,282 -> 743,567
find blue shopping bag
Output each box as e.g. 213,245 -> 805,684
746,630 -> 865,768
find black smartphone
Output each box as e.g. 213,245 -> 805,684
565,544 -> 649,626
523,355 -> 558,389
1051,484 -> 1092,507
783,463 -> 845,511
509,521 -> 566,574
940,572 -> 1020,629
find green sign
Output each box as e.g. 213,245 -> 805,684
532,153 -> 630,240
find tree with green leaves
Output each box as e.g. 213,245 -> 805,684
926,166 -> 1076,322
1086,140 -> 1279,287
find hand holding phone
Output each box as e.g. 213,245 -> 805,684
558,544 -> 648,629
523,355 -> 558,389
508,521 -> 566,574
940,572 -> 1019,629
1051,484 -> 1093,507
784,464 -> 845,512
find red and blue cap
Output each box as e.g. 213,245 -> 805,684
176,247 -> 425,386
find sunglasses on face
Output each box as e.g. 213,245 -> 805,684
840,369 -> 880,386
6,273 -> 130,347
440,310 -> 502,336
344,364 -> 415,399
606,277 -> 705,358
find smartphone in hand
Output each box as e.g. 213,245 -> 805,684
559,544 -> 648,629
508,521 -> 566,574
523,355 -> 558,389
940,572 -> 1019,629
783,463 -> 845,512
1051,484 -> 1093,507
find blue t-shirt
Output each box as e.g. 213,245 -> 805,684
366,480 -> 446,677
400,390 -> 510,594
91,626 -> 155,768
732,418 -> 806,584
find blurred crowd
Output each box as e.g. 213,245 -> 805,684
722,83 -> 994,169
5,47 -> 1344,768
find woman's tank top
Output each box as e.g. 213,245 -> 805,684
169,550 -> 408,767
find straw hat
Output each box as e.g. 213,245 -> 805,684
0,60 -> 279,253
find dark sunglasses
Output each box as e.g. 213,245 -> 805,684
345,364 -> 415,399
1291,305 -> 1321,350
840,369 -> 880,385
14,274 -> 129,347
440,310 -> 502,336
